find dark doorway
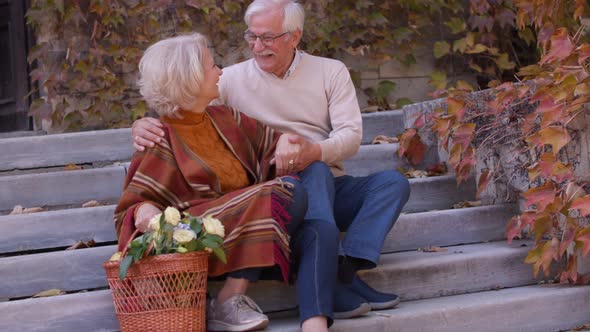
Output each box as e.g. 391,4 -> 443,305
0,0 -> 31,132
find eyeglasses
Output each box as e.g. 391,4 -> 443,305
243,31 -> 290,46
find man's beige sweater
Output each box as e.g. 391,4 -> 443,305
216,52 -> 362,177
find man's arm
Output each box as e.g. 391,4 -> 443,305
317,62 -> 363,165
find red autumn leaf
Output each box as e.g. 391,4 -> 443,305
522,182 -> 556,211
574,226 -> 590,257
540,28 -> 574,65
413,114 -> 426,129
570,195 -> 590,217
476,168 -> 491,199
527,153 -> 573,183
397,129 -> 426,165
525,126 -> 571,155
447,97 -> 466,122
451,123 -> 476,149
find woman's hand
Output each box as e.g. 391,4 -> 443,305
131,117 -> 165,151
135,203 -> 162,232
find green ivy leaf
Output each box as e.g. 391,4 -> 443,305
433,41 -> 451,59
444,17 -> 466,34
119,256 -> 133,280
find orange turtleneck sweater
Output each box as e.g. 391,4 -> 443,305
163,110 -> 250,193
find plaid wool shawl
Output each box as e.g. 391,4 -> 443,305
114,106 -> 294,281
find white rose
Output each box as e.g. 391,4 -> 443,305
164,207 -> 181,226
148,213 -> 162,231
173,229 -> 196,243
202,216 -> 225,238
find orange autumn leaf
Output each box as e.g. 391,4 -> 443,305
451,123 -> 476,149
540,28 -> 574,65
447,97 -> 466,122
527,153 -> 573,183
570,195 -> 590,217
574,226 -> 590,257
522,182 -> 557,211
525,126 -> 571,155
476,168 -> 491,199
525,240 -> 557,277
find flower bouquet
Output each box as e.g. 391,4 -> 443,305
104,207 -> 226,332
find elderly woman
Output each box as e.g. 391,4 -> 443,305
113,33 -> 325,332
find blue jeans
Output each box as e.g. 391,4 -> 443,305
300,161 -> 411,272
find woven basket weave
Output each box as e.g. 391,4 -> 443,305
104,251 -> 208,332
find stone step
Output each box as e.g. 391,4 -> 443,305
267,284 -> 590,332
2,283 -> 588,332
0,203 -> 513,254
361,109 -> 404,144
0,128 -> 133,172
0,240 -> 536,307
0,167 -> 474,214
342,143 -> 438,177
0,166 -> 125,212
0,110 -> 407,172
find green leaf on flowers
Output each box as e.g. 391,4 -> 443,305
205,234 -> 224,245
202,238 -> 220,248
212,247 -> 227,264
188,240 -> 206,252
190,218 -> 202,234
119,256 -> 133,280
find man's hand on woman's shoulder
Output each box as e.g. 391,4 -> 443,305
132,117 -> 165,151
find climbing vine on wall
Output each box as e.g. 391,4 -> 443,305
400,0 -> 590,284
26,0 -> 531,131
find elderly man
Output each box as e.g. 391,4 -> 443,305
132,0 -> 410,330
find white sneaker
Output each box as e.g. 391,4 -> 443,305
207,294 -> 269,331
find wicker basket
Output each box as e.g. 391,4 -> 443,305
104,250 -> 209,332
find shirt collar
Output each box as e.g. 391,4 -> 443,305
270,50 -> 302,80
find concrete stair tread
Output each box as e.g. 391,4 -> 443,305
267,284 -> 590,332
2,284 -> 589,332
0,240 -> 537,307
0,168 -> 475,213
0,110 -> 406,172
0,203 -> 513,254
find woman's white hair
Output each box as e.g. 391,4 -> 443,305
244,0 -> 305,33
137,33 -> 209,117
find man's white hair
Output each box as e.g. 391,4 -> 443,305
137,33 -> 209,117
244,0 -> 305,33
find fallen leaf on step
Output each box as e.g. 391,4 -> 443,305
32,289 -> 64,298
418,246 -> 448,252
426,163 -> 448,176
404,168 -> 429,178
82,200 -> 102,208
371,135 -> 399,144
23,207 -> 46,214
452,200 -> 482,209
64,163 -> 82,171
9,205 -> 24,215
66,239 -> 96,250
